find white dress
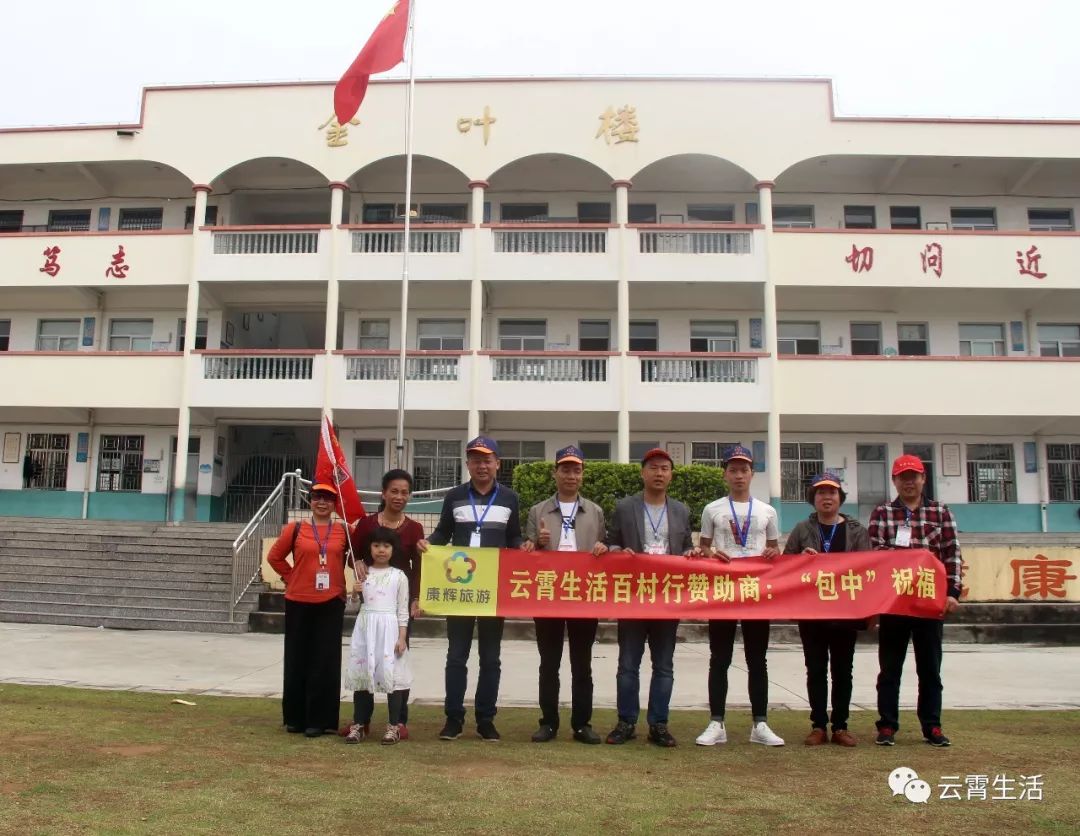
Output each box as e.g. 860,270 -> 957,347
343,566 -> 413,693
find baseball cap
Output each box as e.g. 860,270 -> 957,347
891,454 -> 926,477
640,447 -> 673,466
809,472 -> 843,491
310,482 -> 339,496
466,436 -> 500,456
555,445 -> 585,465
722,444 -> 754,465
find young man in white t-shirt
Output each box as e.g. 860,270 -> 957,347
695,445 -> 784,747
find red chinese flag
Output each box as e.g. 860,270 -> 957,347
316,416 -> 367,525
334,0 -> 411,124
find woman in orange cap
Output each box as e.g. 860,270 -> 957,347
267,482 -> 353,737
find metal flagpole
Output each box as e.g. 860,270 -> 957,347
323,417 -> 362,589
394,0 -> 418,468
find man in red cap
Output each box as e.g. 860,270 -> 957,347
868,454 -> 962,748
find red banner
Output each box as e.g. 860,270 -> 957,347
420,546 -> 945,620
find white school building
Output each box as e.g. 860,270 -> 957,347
0,76 -> 1078,531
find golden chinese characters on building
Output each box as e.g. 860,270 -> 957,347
318,113 -> 361,148
457,105 -> 496,145
596,105 -> 640,144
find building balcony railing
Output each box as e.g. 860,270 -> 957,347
350,226 -> 462,254
189,350 -> 325,409
636,225 -> 755,255
211,228 -> 320,255
202,351 -> 316,380
476,352 -> 619,412
200,226 -> 330,282
637,353 -> 759,383
629,352 -> 770,413
490,224 -> 609,254
344,351 -> 461,381
487,352 -> 611,382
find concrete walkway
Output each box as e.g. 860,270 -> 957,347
2,623 -> 1078,712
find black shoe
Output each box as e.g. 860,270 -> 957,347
875,727 -> 896,746
605,720 -> 636,745
476,720 -> 501,742
924,727 -> 951,747
438,719 -> 463,740
573,725 -> 602,745
531,724 -> 557,743
303,728 -> 324,738
648,723 -> 677,748
285,725 -> 303,734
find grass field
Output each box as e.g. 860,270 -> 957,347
1,685 -> 1078,835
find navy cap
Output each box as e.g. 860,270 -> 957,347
466,436 -> 500,456
809,472 -> 843,491
555,445 -> 585,465
722,444 -> 754,465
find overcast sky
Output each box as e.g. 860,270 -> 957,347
3,0 -> 1078,128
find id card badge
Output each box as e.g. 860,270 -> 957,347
314,571 -> 330,591
469,529 -> 482,548
646,543 -> 665,555
895,525 -> 913,548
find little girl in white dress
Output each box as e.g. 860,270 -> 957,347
343,527 -> 412,744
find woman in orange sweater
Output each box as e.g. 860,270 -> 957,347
267,482 -> 355,737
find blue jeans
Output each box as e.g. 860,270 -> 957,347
615,618 -> 679,726
445,615 -> 504,724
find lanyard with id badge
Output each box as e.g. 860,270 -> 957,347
310,519 -> 334,591
468,484 -> 499,548
558,498 -> 579,551
728,497 -> 753,557
895,508 -> 914,548
644,502 -> 667,554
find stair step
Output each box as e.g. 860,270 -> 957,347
0,577 -> 236,595
0,598 -> 235,621
0,609 -> 250,634
0,557 -> 233,575
0,538 -> 234,556
0,589 -> 236,610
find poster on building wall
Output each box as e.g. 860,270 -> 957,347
82,318 -> 96,348
941,443 -> 962,477
2,433 -> 20,464
76,433 -> 89,463
749,318 -> 763,350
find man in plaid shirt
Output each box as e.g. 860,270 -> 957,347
868,454 -> 961,748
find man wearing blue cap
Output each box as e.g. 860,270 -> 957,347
783,472 -> 869,747
521,445 -> 609,744
429,436 -> 523,742
696,444 -> 784,747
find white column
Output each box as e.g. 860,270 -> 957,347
171,184 -> 210,522
613,180 -> 632,463
467,181 -> 487,440
757,181 -> 782,507
323,182 -> 348,423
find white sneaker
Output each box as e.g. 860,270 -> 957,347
695,720 -> 727,746
750,721 -> 785,746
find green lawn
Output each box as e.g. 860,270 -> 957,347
1,685 -> 1077,835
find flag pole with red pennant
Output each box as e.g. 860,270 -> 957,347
317,415 -> 366,587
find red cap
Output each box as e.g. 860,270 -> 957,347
641,447 -> 673,466
891,454 -> 926,477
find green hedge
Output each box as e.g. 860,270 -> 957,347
511,461 -> 728,528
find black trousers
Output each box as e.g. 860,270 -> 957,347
282,597 -> 345,731
798,620 -> 858,731
708,619 -> 771,720
876,614 -> 944,734
534,617 -> 599,731
445,615 -> 504,724
354,689 -> 410,726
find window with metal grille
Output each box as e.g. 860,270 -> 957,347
498,319 -> 546,351
690,321 -> 738,353
851,322 -> 882,355
0,319 -> 9,351
890,206 -> 922,230
47,210 -> 90,232
844,205 -> 876,229
358,319 -> 390,350
691,441 -> 743,468
950,207 -> 997,231
417,319 -> 465,351
577,202 -> 612,224
108,319 -> 153,351
26,433 -> 69,490
578,441 -> 611,462
0,210 -> 23,233
1028,208 -> 1074,232
772,205 -> 815,229
1038,323 -> 1080,357
97,435 -> 144,492
353,439 -> 386,493
420,203 -> 468,223
184,205 -> 219,229
628,204 -> 657,223
496,440 -> 546,487
898,322 -> 929,356
499,203 -> 549,222
781,442 -> 824,501
118,208 -> 163,231
966,443 -> 1015,503
177,318 -> 208,351
959,323 -> 1005,356
687,204 -> 734,223
1047,444 -> 1080,502
778,322 -> 820,355
413,440 -> 461,492
37,319 -> 79,351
